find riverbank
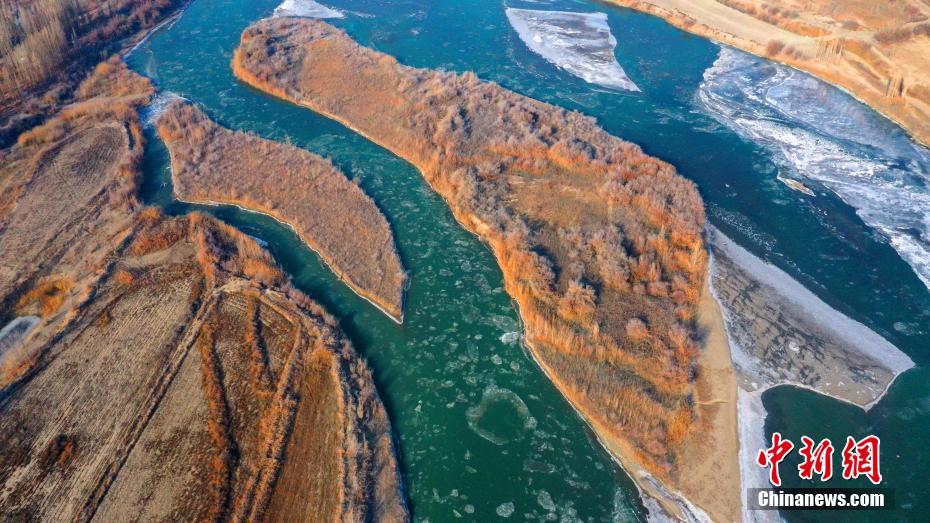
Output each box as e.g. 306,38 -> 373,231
603,0 -> 930,148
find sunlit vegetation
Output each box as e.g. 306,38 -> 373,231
234,18 -> 708,477
0,0 -> 181,146
157,101 -> 406,320
0,212 -> 407,521
14,276 -> 73,318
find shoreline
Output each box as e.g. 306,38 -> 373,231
600,0 -> 930,149
175,195 -> 406,325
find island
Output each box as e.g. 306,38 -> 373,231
157,100 -> 406,321
233,17 -> 736,520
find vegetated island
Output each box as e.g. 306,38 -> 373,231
234,18 -> 736,521
0,60 -> 407,521
604,0 -> 930,147
157,100 -> 406,321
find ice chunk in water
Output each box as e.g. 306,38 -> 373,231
273,0 -> 343,19
506,8 -> 640,92
496,502 -> 516,517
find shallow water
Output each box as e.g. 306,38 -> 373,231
130,0 -> 930,520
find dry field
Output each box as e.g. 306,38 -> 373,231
157,101 -> 406,321
234,17 -> 717,517
1,56 -> 406,521
606,0 -> 930,146
0,58 -> 151,385
0,212 -> 407,522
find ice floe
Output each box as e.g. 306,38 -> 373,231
142,91 -> 187,127
272,0 -> 343,19
506,8 -> 640,92
698,46 -> 930,291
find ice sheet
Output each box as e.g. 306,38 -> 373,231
698,46 -> 930,291
506,8 -> 639,92
272,0 -> 343,19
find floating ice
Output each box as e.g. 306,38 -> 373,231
499,331 -> 521,345
272,0 -> 343,19
142,92 -> 186,127
506,8 -> 639,92
698,47 -> 930,291
496,501 -> 516,517
465,384 -> 535,445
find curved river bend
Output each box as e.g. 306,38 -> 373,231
130,0 -> 930,520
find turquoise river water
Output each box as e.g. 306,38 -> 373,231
128,0 -> 930,520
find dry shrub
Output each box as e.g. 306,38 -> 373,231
113,269 -> 135,286
766,39 -> 786,56
129,214 -> 188,256
626,318 -> 649,341
16,276 -> 73,317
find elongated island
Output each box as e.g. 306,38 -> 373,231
233,17 -> 737,520
157,100 -> 406,321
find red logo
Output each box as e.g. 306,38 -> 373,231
757,432 -> 794,487
798,436 -> 834,481
841,435 -> 882,485
757,434 -> 882,486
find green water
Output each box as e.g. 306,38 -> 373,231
129,0 -> 930,520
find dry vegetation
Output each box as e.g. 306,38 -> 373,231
0,212 -> 407,521
1,53 -> 406,520
157,100 -> 406,320
0,0 -> 182,146
605,0 -> 930,146
234,18 -> 709,486
0,58 -> 151,385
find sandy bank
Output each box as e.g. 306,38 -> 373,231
708,226 -> 914,409
604,0 -> 930,148
707,226 -> 914,520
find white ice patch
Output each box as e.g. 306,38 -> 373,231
0,316 -> 40,361
737,389 -> 781,523
272,0 -> 343,19
142,92 -> 186,128
506,8 -> 640,92
697,47 -> 930,291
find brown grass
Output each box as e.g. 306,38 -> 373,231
233,18 -> 707,477
157,101 -> 406,320
0,0 -> 181,139
0,211 -> 407,521
15,276 -> 74,318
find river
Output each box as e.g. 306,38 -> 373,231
128,0 -> 930,520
